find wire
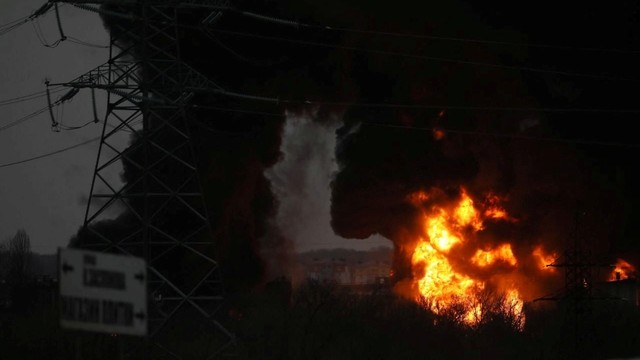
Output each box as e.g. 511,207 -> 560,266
66,4 -> 640,55
191,119 -> 253,137
283,99 -> 640,114
208,28 -> 638,83
202,89 -> 640,114
0,19 -> 30,36
0,2 -> 58,37
190,103 -> 640,148
0,87 -> 78,132
0,106 -> 51,133
0,15 -> 30,30
0,87 -> 65,108
59,119 -> 98,131
361,122 -> 640,149
67,36 -> 108,49
190,104 -> 286,117
32,18 -> 63,48
0,136 -> 100,169
238,10 -> 640,55
66,4 -> 640,82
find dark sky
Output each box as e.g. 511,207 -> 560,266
0,0 -> 109,254
2,0 -> 640,273
223,0 -> 640,265
137,0 -> 640,285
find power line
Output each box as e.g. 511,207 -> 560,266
59,120 -> 97,131
0,15 -> 32,36
67,36 -> 108,49
208,28 -> 638,83
190,102 -> 640,148
362,122 -> 640,148
32,18 -> 63,48
0,87 -> 65,108
0,87 -> 78,132
64,4 -> 640,55
204,88 -> 640,114
0,136 -> 99,169
0,15 -> 31,30
0,2 -> 58,37
190,104 -> 286,117
0,105 -> 52,133
65,4 -> 640,83
30,3 -> 108,49
238,10 -> 640,55
277,99 -> 640,114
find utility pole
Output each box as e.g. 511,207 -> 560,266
47,1 -> 237,358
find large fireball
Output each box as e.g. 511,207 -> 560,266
405,187 -> 541,328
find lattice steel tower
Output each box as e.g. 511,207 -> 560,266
48,1 -> 236,357
535,211 -> 615,360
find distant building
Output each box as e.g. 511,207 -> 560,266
304,257 -> 392,297
308,259 -> 352,285
601,278 -> 639,306
351,261 -> 390,285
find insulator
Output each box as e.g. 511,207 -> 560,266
45,81 -> 59,132
58,88 -> 80,103
30,2 -> 53,18
54,3 -> 67,41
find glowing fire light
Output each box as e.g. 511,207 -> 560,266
471,244 -> 517,267
432,127 -> 445,140
609,259 -> 636,281
483,193 -> 517,222
412,241 -> 479,310
454,190 -> 483,231
409,187 -> 525,327
533,246 -> 556,271
425,210 -> 461,252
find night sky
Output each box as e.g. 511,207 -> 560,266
2,0 -> 640,281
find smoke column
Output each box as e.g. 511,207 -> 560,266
262,110 -> 391,282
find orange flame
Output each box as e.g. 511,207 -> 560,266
483,193 -> 517,222
454,189 -> 483,231
409,187 -> 525,327
609,259 -> 636,281
432,127 -> 446,140
532,246 -> 557,272
471,244 -> 517,267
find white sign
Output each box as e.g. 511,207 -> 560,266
58,248 -> 147,336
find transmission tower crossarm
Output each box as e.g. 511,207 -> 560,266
48,58 -> 229,104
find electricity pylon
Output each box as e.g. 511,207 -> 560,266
534,211 -> 615,360
47,1 -> 236,358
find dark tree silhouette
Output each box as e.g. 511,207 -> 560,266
6,229 -> 32,284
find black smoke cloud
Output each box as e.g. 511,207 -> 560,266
73,0 -> 640,291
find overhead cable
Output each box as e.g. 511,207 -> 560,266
0,106 -> 52,133
237,10 -> 640,55
0,87 -> 65,108
362,123 -> 640,148
208,28 -> 639,83
206,88 -> 640,114
0,2 -> 57,37
189,103 -> 640,148
0,136 -> 100,169
66,4 -> 640,82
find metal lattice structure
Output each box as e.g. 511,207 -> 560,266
534,211 -> 615,359
48,1 -> 237,357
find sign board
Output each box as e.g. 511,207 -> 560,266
58,248 -> 147,336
